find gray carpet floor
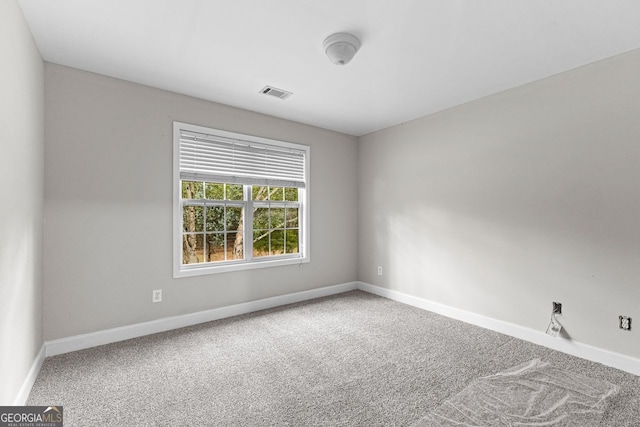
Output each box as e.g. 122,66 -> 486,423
27,291 -> 640,426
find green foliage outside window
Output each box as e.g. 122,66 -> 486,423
182,182 -> 299,264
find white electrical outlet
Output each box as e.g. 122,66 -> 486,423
619,315 -> 631,331
377,266 -> 383,276
152,289 -> 162,303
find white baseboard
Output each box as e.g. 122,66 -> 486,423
46,281 -> 359,357
18,280 -> 637,406
357,282 -> 640,376
13,344 -> 46,406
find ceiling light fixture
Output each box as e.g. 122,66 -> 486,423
323,32 -> 361,66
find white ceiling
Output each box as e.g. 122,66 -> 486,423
17,0 -> 640,136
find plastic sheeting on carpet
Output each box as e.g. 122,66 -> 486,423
413,359 -> 619,427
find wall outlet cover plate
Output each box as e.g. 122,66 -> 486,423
619,316 -> 631,331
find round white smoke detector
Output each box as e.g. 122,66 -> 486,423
323,32 -> 361,66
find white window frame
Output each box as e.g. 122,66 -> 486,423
173,122 -> 310,278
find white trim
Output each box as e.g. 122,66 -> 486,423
45,282 -> 358,357
21,281 -> 638,405
175,256 -> 310,277
356,282 -> 640,376
13,344 -> 46,405
172,121 -> 182,278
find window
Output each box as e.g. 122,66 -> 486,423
173,122 -> 310,277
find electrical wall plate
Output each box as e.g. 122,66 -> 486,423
619,316 -> 631,331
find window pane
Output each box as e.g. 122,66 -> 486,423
183,206 -> 203,232
227,232 -> 243,260
271,208 -> 285,228
205,206 -> 224,231
270,187 -> 284,201
253,207 -> 269,230
182,181 -> 203,199
226,207 -> 242,231
182,234 -> 204,264
284,187 -> 298,202
270,230 -> 285,255
205,182 -> 224,200
285,229 -> 299,254
252,185 -> 269,201
225,184 -> 243,200
285,207 -> 298,228
286,230 -> 300,254
206,233 -> 225,262
253,230 -> 269,257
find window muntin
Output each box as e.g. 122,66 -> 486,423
174,122 -> 309,277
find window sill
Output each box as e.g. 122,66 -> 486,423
173,255 -> 309,278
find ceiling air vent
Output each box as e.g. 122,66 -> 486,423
260,86 -> 293,100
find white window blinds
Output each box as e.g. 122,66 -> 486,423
179,128 -> 307,188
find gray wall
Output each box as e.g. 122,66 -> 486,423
359,49 -> 640,359
44,64 -> 358,340
0,0 -> 44,405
